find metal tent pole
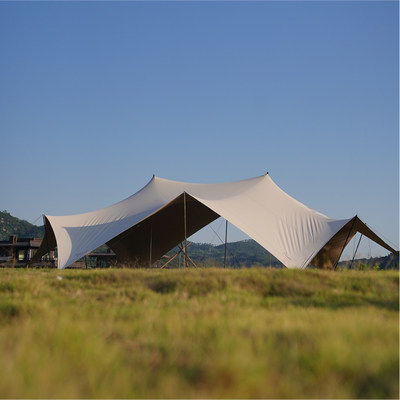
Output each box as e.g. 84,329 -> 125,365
224,220 -> 228,268
349,234 -> 363,270
184,192 -> 188,268
149,222 -> 153,268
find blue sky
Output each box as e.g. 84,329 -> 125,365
0,1 -> 398,259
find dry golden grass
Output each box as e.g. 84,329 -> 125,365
0,267 -> 398,398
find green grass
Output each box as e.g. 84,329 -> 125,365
0,267 -> 398,398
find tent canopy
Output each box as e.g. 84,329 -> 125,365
32,173 -> 398,269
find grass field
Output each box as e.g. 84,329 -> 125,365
0,267 -> 398,399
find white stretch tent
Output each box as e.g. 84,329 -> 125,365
32,173 -> 398,269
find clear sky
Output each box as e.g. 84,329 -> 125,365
0,1 -> 398,259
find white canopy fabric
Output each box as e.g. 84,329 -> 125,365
33,174 -> 398,269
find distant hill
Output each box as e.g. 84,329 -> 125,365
0,211 -> 44,240
165,239 -> 284,268
338,253 -> 399,270
166,240 -> 398,269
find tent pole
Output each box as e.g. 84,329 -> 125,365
224,220 -> 228,268
149,222 -> 153,268
349,234 -> 363,270
184,192 -> 188,268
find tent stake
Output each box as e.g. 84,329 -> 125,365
224,220 -> 228,268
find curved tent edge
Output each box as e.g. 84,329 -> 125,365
309,216 -> 399,269
307,217 -> 356,269
29,215 -> 58,266
186,191 -> 291,269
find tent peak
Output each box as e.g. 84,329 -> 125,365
152,173 -> 271,186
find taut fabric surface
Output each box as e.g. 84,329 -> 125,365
32,174 -> 398,269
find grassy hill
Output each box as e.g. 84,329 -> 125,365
338,253 -> 399,270
0,268 -> 398,398
0,211 -> 44,240
165,239 -> 283,268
